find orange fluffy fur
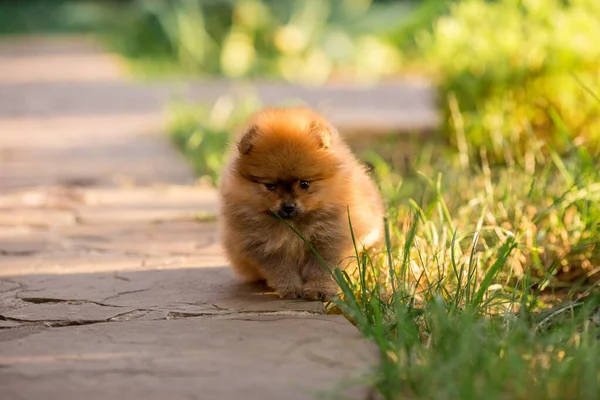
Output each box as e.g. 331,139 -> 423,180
219,107 -> 384,300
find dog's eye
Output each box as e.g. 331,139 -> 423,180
299,180 -> 310,190
264,183 -> 276,191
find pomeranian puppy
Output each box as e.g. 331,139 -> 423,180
219,107 -> 384,301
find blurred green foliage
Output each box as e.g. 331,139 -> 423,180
168,94 -> 262,186
113,0 -> 600,162
105,0 -> 414,83
0,0 -> 120,34
3,0 -> 598,162
412,0 -> 600,163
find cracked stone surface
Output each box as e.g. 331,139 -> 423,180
0,316 -> 374,400
1,302 -> 138,325
0,320 -> 21,328
0,36 -> 380,399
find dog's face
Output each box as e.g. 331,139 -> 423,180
233,108 -> 343,219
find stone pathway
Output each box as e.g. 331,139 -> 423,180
0,34 -> 441,399
0,36 -> 383,400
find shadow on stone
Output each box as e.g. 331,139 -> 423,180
0,266 -> 375,400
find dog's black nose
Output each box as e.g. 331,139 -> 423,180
278,202 -> 297,218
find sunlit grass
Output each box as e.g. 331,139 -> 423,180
410,0 -> 600,163
329,133 -> 600,398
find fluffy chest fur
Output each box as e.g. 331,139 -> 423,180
226,203 -> 348,265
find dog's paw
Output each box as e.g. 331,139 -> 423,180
301,283 -> 338,302
277,286 -> 304,300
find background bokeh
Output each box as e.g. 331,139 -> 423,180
2,0 -> 598,160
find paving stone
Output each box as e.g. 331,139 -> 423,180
0,208 -> 76,227
0,252 -> 157,276
1,303 -> 136,324
0,320 -> 21,328
58,220 -> 219,256
0,280 -> 26,315
0,35 -> 123,84
0,316 -> 375,400
0,79 -> 437,133
0,115 -> 195,190
0,186 -> 87,208
11,266 -> 324,315
0,280 -> 22,293
0,186 -> 218,227
0,228 -> 52,255
72,186 -> 219,224
108,309 -> 170,322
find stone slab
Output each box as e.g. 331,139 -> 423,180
57,220 -> 219,256
0,280 -> 25,316
0,280 -> 22,293
1,303 -> 136,324
0,79 -> 438,132
0,316 -> 375,400
0,209 -> 77,228
0,228 -> 53,255
10,266 -> 324,315
0,115 -> 195,190
0,252 -> 174,276
0,186 -> 218,227
72,186 -> 219,224
0,320 -> 21,328
0,218 -> 219,259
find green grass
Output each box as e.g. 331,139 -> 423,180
330,91 -> 600,397
330,138 -> 600,399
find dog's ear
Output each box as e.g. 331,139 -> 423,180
237,124 -> 259,155
308,121 -> 333,149
363,161 -> 376,174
